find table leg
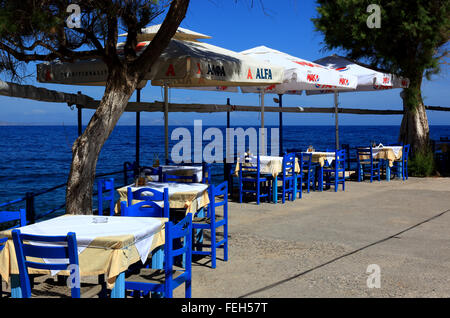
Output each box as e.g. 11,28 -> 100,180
151,246 -> 164,298
319,166 -> 324,191
110,272 -> 125,298
386,161 -> 391,182
10,274 -> 22,298
293,173 -> 297,201
273,176 -> 278,204
151,246 -> 164,269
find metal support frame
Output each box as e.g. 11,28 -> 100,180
136,88 -> 141,167
278,94 -> 283,156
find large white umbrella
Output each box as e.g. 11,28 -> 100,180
306,54 -> 409,94
235,46 -> 359,155
305,54 -> 409,149
36,30 -> 284,163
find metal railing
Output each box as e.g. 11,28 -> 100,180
1,161 -> 231,225
0,165 -> 134,224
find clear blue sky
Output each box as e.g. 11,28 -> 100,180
0,0 -> 448,126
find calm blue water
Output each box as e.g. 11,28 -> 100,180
1,125 -> 449,219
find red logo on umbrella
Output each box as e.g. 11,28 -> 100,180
247,68 -> 253,79
45,69 -> 53,81
166,64 -> 176,77
294,61 -> 323,68
339,78 -> 349,86
307,74 -> 320,82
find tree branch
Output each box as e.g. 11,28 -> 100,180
131,0 -> 190,76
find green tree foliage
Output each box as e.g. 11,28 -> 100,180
313,0 -> 449,157
0,0 -> 190,214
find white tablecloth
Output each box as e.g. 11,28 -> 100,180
0,215 -> 166,283
144,165 -> 202,182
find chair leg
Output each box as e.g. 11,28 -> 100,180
211,227 -> 216,269
239,180 -> 243,203
185,279 -> 192,298
224,223 -> 228,262
256,181 -> 260,205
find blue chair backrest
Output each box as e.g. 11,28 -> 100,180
121,200 -> 168,218
0,209 -> 26,251
300,152 -> 313,169
403,144 -> 410,161
97,178 -> 115,216
209,182 -> 228,221
163,173 -> 198,183
357,146 -> 374,164
202,162 -> 212,184
239,154 -> 260,175
282,153 -> 296,177
127,187 -> 166,204
11,229 -> 80,298
124,161 -> 138,184
127,187 -> 169,218
335,149 -> 346,170
164,213 -> 192,297
0,209 -> 26,230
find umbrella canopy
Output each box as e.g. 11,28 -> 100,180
119,24 -> 212,42
37,40 -> 284,88
36,30 -> 285,163
306,54 -> 409,95
238,46 -> 358,95
304,54 -> 410,150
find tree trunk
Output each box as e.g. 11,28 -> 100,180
399,72 -> 430,154
66,69 -> 138,215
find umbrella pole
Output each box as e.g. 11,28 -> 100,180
334,91 -> 339,150
136,88 -> 141,167
278,94 -> 283,156
164,84 -> 169,164
260,90 -> 265,155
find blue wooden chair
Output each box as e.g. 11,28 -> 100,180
238,154 -> 271,205
323,149 -> 346,192
124,213 -> 192,298
125,187 -> 170,218
0,209 -> 26,236
356,146 -> 381,182
124,161 -> 138,184
391,144 -> 410,181
296,152 -> 317,198
0,209 -> 26,297
276,153 -> 296,203
192,182 -> 228,269
97,178 -> 115,216
11,230 -> 102,298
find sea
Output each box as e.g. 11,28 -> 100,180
1,125 -> 449,220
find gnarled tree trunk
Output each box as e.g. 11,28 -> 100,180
399,72 -> 430,155
64,0 -> 190,215
66,69 -> 139,215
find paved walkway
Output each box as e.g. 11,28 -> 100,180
3,177 -> 449,298
185,177 -> 450,298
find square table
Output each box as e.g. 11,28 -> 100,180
0,215 -> 167,298
116,181 -> 210,215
